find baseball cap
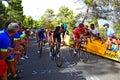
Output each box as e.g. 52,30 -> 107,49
103,23 -> 109,27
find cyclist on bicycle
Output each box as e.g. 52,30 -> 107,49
49,26 -> 63,56
37,26 -> 47,53
73,23 -> 87,55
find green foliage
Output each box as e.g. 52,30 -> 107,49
113,23 -> 120,38
88,18 -> 98,27
0,2 -> 6,28
84,0 -> 93,6
10,0 -> 24,22
23,16 -> 34,29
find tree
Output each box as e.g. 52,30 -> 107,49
22,16 -> 34,29
7,0 -> 24,22
0,2 -> 6,28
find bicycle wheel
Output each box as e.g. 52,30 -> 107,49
51,47 -> 54,61
55,44 -> 63,67
69,45 -> 77,58
39,41 -> 43,57
55,52 -> 63,67
79,48 -> 89,63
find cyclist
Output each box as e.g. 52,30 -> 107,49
37,26 -> 47,53
47,29 -> 53,45
49,26 -> 63,56
103,23 -> 115,50
73,23 -> 87,55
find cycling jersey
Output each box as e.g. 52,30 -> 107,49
48,30 -> 53,36
38,29 -> 46,40
53,26 -> 62,42
73,27 -> 86,40
53,30 -> 61,42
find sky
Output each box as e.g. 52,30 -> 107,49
2,0 -> 108,26
22,0 -> 86,20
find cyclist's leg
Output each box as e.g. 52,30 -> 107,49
38,40 -> 41,48
37,36 -> 41,53
73,33 -> 80,53
49,36 -> 55,57
56,36 -> 61,50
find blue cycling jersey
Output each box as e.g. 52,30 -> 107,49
38,29 -> 46,40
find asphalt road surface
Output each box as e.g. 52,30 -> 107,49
17,38 -> 120,80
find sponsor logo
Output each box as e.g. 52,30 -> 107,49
104,51 -> 120,60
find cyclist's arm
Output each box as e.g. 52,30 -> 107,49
51,32 -> 54,42
44,31 -> 47,39
37,31 -> 40,40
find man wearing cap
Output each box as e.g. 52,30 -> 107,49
103,23 -> 115,50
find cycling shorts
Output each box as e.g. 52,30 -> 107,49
54,36 -> 61,43
39,34 -> 45,40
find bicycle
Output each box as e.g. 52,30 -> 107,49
37,39 -> 44,57
69,38 -> 89,63
50,42 -> 63,67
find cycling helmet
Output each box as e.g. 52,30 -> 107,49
40,26 -> 45,30
55,26 -> 60,31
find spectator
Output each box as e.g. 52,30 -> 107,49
0,23 -> 20,80
103,23 -> 115,50
90,24 -> 99,40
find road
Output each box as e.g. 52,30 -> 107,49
18,38 -> 120,80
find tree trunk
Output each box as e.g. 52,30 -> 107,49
82,6 -> 89,23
